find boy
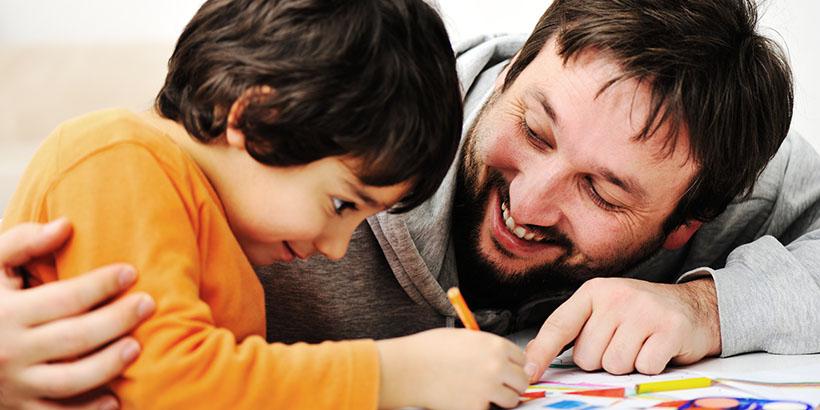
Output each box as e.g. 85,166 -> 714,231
1,0 -> 528,408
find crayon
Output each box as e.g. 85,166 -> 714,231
635,377 -> 712,394
446,287 -> 479,330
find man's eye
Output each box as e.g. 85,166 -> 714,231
521,120 -> 552,150
584,177 -> 619,212
332,197 -> 358,215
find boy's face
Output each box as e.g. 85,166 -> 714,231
216,153 -> 409,266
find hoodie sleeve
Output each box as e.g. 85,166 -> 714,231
677,133 -> 820,356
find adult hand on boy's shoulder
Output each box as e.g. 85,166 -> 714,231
0,219 -> 155,410
522,277 -> 722,381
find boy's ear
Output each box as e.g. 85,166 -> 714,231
494,51 -> 521,91
226,85 -> 275,150
662,220 -> 703,250
225,121 -> 246,150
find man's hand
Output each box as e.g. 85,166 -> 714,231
523,277 -> 721,382
0,219 -> 155,410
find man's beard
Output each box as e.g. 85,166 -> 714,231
452,94 -> 666,310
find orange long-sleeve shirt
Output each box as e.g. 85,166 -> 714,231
2,109 -> 380,409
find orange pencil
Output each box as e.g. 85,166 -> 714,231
447,287 -> 480,330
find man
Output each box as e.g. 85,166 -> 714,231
3,0 -> 819,406
257,0 -> 817,382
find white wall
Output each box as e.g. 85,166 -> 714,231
0,0 -> 203,44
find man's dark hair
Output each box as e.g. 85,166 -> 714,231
503,0 -> 793,231
156,0 -> 462,212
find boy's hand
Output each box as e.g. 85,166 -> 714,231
0,219 -> 155,409
377,328 -> 528,410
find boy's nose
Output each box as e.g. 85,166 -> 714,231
316,236 -> 350,261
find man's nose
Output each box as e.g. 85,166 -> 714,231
508,167 -> 568,227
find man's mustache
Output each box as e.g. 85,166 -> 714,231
523,225 -> 574,251
489,172 -> 575,253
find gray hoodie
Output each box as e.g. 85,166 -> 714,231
256,34 -> 820,357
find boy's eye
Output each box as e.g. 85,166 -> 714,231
332,197 -> 358,215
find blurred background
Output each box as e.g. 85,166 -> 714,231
1,0 -> 818,210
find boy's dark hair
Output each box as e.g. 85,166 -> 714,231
503,0 -> 793,232
156,0 -> 461,212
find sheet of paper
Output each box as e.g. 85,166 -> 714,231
684,353 -> 820,405
683,353 -> 820,383
514,352 -> 820,408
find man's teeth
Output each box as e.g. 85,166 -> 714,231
500,201 -> 544,242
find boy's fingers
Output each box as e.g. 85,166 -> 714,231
502,362 -> 529,394
1,268 -> 24,289
26,293 -> 154,363
0,219 -> 73,268
523,290 -> 592,383
21,337 -> 141,400
19,264 -> 138,326
505,341 -> 526,367
491,385 -> 522,409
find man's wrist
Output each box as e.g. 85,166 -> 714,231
681,277 -> 722,357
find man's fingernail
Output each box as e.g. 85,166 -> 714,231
524,362 -> 538,379
136,294 -> 155,318
118,267 -> 136,288
120,339 -> 141,363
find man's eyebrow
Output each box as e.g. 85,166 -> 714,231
596,167 -> 647,200
346,181 -> 387,209
530,89 -> 560,128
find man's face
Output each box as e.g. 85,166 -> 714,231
457,38 -> 698,287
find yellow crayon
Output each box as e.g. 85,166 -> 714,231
635,377 -> 713,394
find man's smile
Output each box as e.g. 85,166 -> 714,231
486,188 -> 568,259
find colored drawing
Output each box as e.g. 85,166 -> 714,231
568,387 -> 626,398
523,380 -> 617,400
515,357 -> 819,410
654,400 -> 691,408
546,400 -> 595,409
691,397 -> 740,408
519,390 -> 547,403
676,397 -> 814,410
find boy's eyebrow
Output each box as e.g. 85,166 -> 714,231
346,181 -> 387,209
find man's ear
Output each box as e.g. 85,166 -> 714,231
225,85 -> 274,150
662,220 -> 703,250
494,51 -> 521,91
